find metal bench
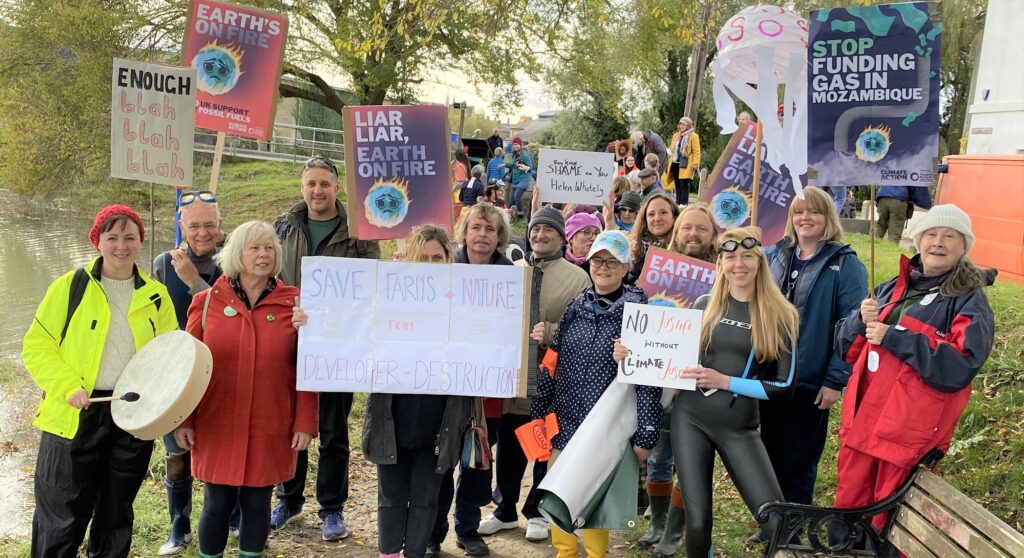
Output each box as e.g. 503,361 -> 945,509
759,449 -> 1024,557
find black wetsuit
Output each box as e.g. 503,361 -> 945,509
671,295 -> 796,556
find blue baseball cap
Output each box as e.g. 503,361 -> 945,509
587,230 -> 631,264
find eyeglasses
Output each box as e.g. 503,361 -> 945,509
577,228 -> 600,238
305,156 -> 339,177
590,257 -> 624,269
179,191 -> 217,207
719,237 -> 761,252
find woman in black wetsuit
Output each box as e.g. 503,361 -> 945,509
618,226 -> 799,557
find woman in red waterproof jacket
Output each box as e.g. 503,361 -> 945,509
833,204 -> 995,530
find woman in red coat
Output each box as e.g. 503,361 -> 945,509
175,220 -> 318,558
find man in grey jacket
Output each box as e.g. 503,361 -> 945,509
270,157 -> 380,541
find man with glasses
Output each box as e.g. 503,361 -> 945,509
152,191 -> 225,556
272,157 -> 380,541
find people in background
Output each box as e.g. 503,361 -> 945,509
667,117 -> 701,206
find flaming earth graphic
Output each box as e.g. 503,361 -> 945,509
855,125 -> 892,163
710,186 -> 752,228
192,41 -> 244,95
364,177 -> 411,228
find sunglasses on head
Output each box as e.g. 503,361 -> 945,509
179,191 -> 216,207
305,156 -> 339,177
719,237 -> 761,252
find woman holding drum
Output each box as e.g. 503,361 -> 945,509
22,205 -> 178,557
174,220 -> 318,558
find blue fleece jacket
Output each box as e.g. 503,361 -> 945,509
767,240 -> 868,391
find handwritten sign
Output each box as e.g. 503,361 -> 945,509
182,0 -> 288,140
536,148 -> 616,205
617,302 -> 701,390
342,105 -> 452,240
637,248 -> 716,308
297,257 -> 530,397
110,58 -> 195,186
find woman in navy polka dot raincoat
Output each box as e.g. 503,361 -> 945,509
531,230 -> 663,555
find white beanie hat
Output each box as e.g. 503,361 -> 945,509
909,204 -> 975,252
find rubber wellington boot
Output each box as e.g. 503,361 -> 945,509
638,481 -> 673,547
550,525 -> 579,558
653,488 -> 686,558
581,529 -> 609,558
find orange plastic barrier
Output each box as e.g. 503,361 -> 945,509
936,155 -> 1024,284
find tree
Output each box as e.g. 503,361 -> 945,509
0,0 -> 153,196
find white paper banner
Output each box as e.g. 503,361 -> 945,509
110,58 -> 195,186
297,257 -> 529,397
535,148 -> 616,205
617,302 -> 701,390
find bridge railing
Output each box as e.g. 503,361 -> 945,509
194,123 -> 345,164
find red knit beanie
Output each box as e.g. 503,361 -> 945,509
89,204 -> 145,248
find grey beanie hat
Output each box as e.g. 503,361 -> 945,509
617,191 -> 643,212
528,206 -> 566,239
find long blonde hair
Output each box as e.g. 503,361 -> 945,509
405,225 -> 453,263
699,227 -> 799,363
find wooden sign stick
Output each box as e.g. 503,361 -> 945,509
751,121 -> 764,227
869,184 -> 877,291
209,131 -> 226,194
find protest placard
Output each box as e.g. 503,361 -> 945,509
341,105 -> 452,240
182,0 -> 288,140
535,148 -> 616,205
699,122 -> 795,246
297,257 -> 530,397
636,247 -> 716,309
807,2 -> 941,187
617,302 -> 701,390
110,58 -> 195,187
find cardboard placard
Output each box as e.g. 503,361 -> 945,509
297,257 -> 530,397
617,302 -> 701,390
636,247 -> 716,308
807,2 -> 941,187
110,58 -> 195,186
535,148 -> 616,205
342,105 -> 453,240
182,0 -> 288,140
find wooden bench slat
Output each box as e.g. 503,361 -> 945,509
915,470 -> 1024,556
889,523 -> 940,558
904,486 -> 1009,558
896,507 -> 971,558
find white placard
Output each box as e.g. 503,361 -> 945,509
617,302 -> 702,390
110,58 -> 195,186
536,148 -> 616,205
297,257 -> 529,397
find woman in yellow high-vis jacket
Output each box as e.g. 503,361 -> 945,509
22,205 -> 177,558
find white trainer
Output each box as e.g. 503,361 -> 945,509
478,513 -> 519,535
525,517 -> 550,541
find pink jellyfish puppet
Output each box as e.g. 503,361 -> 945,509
711,4 -> 809,199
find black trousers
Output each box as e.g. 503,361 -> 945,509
199,483 -> 273,556
276,392 -> 352,518
760,387 -> 832,505
492,413 -> 546,522
378,447 -> 445,557
671,168 -> 691,206
32,398 -> 154,558
431,417 -> 498,541
672,402 -> 782,557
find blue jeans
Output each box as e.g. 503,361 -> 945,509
829,186 -> 847,216
511,186 -> 526,215
647,430 -> 675,484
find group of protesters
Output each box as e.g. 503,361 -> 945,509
22,114 -> 995,558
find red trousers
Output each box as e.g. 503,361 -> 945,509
833,445 -> 912,531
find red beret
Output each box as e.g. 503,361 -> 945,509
89,204 -> 145,249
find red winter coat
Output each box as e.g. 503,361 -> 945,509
834,255 -> 995,470
184,276 -> 318,487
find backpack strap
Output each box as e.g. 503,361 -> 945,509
60,267 -> 89,346
201,289 -> 212,330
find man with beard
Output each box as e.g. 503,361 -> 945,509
639,203 -> 719,555
478,206 -> 590,541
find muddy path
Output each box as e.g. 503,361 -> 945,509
0,358 -> 38,538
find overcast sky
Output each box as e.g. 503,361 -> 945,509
417,68 -> 556,123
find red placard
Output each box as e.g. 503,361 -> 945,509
182,0 -> 287,140
636,247 -> 717,309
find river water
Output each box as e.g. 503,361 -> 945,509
0,191 -> 172,536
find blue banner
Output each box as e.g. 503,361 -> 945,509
807,3 -> 942,187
